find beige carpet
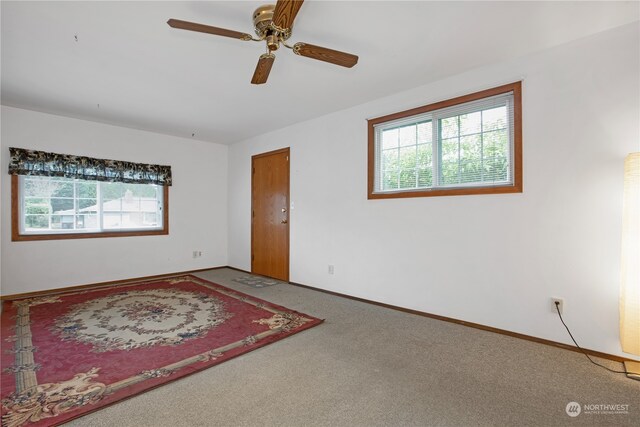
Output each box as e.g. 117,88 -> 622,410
65,267 -> 640,426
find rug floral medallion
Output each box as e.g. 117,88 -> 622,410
0,275 -> 323,427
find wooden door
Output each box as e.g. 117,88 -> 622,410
251,148 -> 290,281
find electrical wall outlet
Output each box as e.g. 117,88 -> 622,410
192,251 -> 202,259
328,265 -> 334,275
551,297 -> 564,315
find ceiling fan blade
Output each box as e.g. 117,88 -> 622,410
272,0 -> 305,31
293,43 -> 358,68
167,19 -> 252,41
251,53 -> 276,85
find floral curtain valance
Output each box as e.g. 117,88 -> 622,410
8,147 -> 172,186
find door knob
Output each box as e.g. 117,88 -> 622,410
281,207 -> 287,213
281,219 -> 288,224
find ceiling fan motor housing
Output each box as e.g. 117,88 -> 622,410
253,4 -> 291,50
253,5 -> 275,36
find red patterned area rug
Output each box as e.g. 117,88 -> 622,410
1,275 -> 323,427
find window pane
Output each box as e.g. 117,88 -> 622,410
124,182 -> 157,197
101,182 -> 161,230
78,198 -> 97,211
441,138 -> 459,163
102,182 -> 124,202
382,128 -> 399,149
24,214 -> 49,230
398,146 -> 417,169
77,181 -> 97,198
460,135 -> 482,162
460,111 -> 481,136
103,182 -> 125,229
440,116 -> 458,139
494,130 -> 509,154
76,214 -> 99,230
416,144 -> 432,168
24,199 -> 50,214
104,212 -> 123,229
382,149 -> 398,171
50,198 -> 74,214
23,178 -> 41,197
460,161 -> 482,183
398,125 -> 416,147
482,106 -> 507,131
484,158 -> 509,182
441,161 -> 460,185
483,130 -> 504,156
417,167 -> 433,188
24,177 -> 66,198
417,121 -> 432,144
440,109 -> 509,186
144,213 -> 158,226
482,129 -> 509,182
399,169 -> 416,189
54,182 -> 74,198
382,170 -> 399,191
398,146 -> 417,189
52,214 -> 71,229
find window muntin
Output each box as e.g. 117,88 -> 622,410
368,82 -> 522,199
19,176 -> 164,235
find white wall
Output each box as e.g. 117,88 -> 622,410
1,106 -> 228,295
228,23 -> 640,359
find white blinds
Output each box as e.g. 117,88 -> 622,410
373,92 -> 515,193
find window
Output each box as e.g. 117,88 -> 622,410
9,147 -> 171,241
18,175 -> 164,233
368,82 -> 522,199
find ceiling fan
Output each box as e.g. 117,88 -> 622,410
167,0 -> 358,85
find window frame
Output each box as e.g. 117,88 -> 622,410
367,82 -> 522,199
11,175 -> 169,241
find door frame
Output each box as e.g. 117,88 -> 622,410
251,147 -> 290,281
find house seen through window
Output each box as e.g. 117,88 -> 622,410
21,176 -> 163,234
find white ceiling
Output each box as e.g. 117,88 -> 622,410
2,1 -> 638,145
